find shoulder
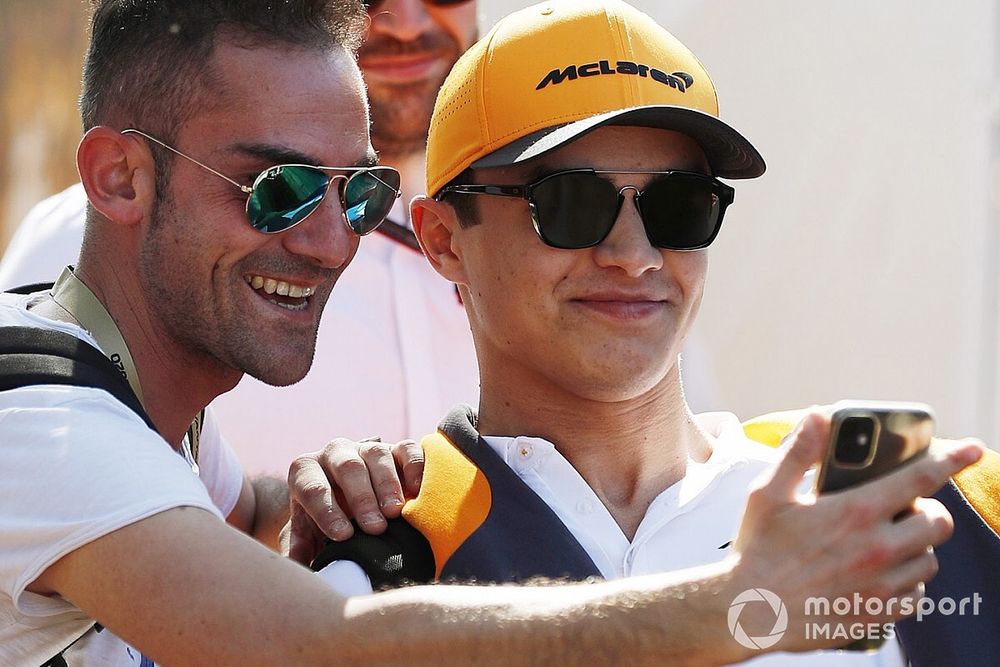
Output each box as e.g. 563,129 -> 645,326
696,411 -> 783,467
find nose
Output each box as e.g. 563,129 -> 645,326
280,184 -> 358,270
591,189 -> 663,277
368,0 -> 434,42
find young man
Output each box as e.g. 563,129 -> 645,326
309,1 -> 998,663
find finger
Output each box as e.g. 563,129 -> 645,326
872,550 -> 938,616
287,455 -> 354,542
286,501 -> 326,565
889,497 -> 954,555
359,441 -> 405,519
317,439 -> 387,535
869,440 -> 983,519
392,439 -> 424,498
761,411 -> 830,503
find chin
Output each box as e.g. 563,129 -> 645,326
237,349 -> 315,387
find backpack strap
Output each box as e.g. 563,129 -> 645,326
0,326 -> 155,431
5,282 -> 54,295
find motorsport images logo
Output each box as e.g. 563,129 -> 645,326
727,588 -> 788,650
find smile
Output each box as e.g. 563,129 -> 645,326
245,274 -> 318,312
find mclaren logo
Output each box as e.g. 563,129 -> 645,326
536,60 -> 695,92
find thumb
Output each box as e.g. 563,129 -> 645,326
763,411 -> 830,502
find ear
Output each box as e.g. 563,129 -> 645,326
411,195 -> 468,285
76,127 -> 157,227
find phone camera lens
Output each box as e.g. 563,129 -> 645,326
835,416 -> 876,465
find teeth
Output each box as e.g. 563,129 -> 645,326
247,274 -> 315,299
268,298 -> 308,312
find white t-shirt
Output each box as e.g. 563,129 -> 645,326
320,412 -> 906,666
0,291 -> 244,666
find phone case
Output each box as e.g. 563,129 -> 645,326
815,400 -> 935,494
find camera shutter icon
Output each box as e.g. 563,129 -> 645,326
727,588 -> 789,650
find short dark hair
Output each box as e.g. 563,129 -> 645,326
438,169 -> 482,228
80,0 -> 366,141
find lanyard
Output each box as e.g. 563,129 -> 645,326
48,267 -> 202,459
50,267 -> 145,404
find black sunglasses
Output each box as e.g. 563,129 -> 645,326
121,129 -> 400,236
363,0 -> 472,7
437,169 -> 735,251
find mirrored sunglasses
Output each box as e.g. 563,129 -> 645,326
121,129 -> 400,236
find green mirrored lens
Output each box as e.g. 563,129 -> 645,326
247,166 -> 330,233
343,167 -> 400,235
531,172 -> 619,249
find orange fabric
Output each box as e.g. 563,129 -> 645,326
953,446 -> 1000,536
402,432 -> 492,578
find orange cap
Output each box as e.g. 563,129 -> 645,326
426,0 -> 765,195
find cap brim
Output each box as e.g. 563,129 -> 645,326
470,106 -> 765,179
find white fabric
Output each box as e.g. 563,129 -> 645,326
319,412 -> 905,666
0,186 -> 483,475
0,291 -> 243,666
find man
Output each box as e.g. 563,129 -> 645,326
306,1 -> 999,663
0,0 -> 482,489
0,1 -> 982,665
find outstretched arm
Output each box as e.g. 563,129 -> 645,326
29,414 -> 982,665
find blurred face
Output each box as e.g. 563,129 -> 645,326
359,0 -> 477,156
454,127 -> 711,402
136,40 -> 374,386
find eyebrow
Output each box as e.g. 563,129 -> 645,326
232,143 -> 378,168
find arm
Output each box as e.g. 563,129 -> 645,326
226,474 -> 289,550
31,416 -> 982,665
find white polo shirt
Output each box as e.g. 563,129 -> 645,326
319,412 -> 906,666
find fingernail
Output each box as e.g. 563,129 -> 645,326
330,519 -> 351,536
359,512 -> 384,526
380,497 -> 403,509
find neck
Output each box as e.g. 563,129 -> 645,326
73,255 -> 239,448
476,359 -> 712,540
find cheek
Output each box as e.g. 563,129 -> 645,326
437,7 -> 478,49
667,251 -> 708,299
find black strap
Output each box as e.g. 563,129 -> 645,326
5,282 -> 53,295
311,518 -> 436,590
0,327 -> 155,431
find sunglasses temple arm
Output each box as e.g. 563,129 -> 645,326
121,128 -> 253,194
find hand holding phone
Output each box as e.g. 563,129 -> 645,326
815,400 -> 936,651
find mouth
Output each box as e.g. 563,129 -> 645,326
571,292 -> 669,321
244,274 -> 319,313
360,52 -> 444,83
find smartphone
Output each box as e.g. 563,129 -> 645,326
815,400 -> 936,651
